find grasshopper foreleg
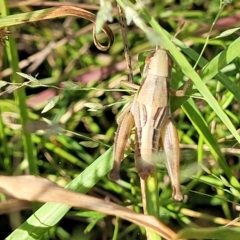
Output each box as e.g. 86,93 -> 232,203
109,103 -> 135,181
170,79 -> 192,97
160,118 -> 183,201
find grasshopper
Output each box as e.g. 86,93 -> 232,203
109,48 -> 189,201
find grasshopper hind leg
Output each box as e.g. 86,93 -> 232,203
160,118 -> 183,201
109,107 -> 135,181
109,162 -> 121,181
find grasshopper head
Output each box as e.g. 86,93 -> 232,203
147,49 -> 172,77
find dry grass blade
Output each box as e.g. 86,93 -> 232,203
0,6 -> 114,51
33,6 -> 114,51
7,0 -> 101,10
0,175 -> 180,240
0,199 -> 31,214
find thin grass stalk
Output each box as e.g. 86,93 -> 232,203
141,171 -> 161,240
0,0 -> 38,175
0,107 -> 11,173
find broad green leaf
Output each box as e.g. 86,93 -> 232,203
219,176 -> 230,187
80,141 -> 99,148
61,81 -> 81,90
229,187 -> 240,198
0,80 -> 7,88
16,72 -> 38,82
214,27 -> 240,39
41,96 -> 60,113
84,102 -> 104,111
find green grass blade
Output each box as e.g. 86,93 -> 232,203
6,148 -> 113,240
144,172 -> 161,240
1,0 -> 38,175
182,99 -> 240,189
178,226 -> 240,240
201,37 -> 240,82
131,1 -> 240,146
174,37 -> 240,102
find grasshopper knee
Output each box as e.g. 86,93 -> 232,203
172,188 -> 183,202
108,170 -> 120,181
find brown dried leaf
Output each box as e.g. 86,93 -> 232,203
0,199 -> 31,214
0,175 -> 179,240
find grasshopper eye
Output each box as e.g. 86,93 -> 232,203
145,52 -> 154,65
142,52 -> 155,76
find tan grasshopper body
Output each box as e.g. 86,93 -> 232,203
132,50 -> 171,179
109,49 -> 184,201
